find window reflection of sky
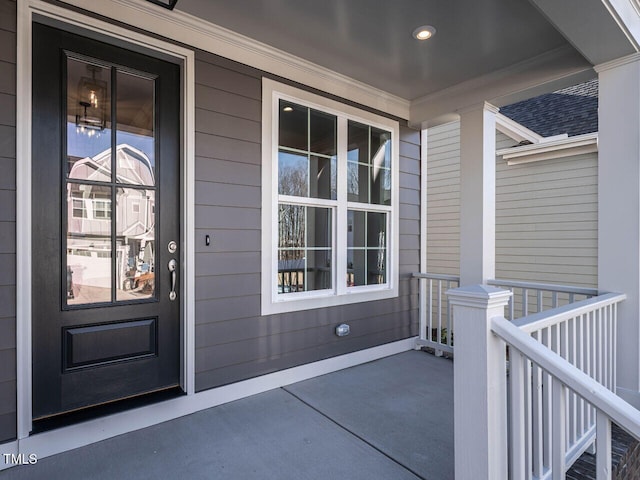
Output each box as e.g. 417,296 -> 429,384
67,123 -> 155,165
278,151 -> 306,169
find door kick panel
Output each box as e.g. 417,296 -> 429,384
63,318 -> 157,371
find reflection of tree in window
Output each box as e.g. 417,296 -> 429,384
278,205 -> 332,293
278,155 -> 308,197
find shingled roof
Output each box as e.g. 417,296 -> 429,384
500,78 -> 598,137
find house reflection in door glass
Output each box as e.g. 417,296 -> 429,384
66,182 -> 112,305
115,186 -> 155,301
66,144 -> 156,305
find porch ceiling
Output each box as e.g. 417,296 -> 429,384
58,0 -> 640,124
177,0 -> 574,101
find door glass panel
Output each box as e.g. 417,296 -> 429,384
65,57 -> 158,307
67,57 -> 112,181
116,71 -> 155,186
116,188 -> 156,301
66,183 -> 112,305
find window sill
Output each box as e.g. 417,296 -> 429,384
261,284 -> 398,316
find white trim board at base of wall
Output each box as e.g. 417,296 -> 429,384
1,337 -> 417,464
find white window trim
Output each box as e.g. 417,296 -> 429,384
261,78 -> 399,315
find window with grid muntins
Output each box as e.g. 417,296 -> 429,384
262,79 -> 399,314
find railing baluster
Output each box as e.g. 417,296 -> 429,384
537,290 -> 543,314
523,288 -> 529,318
590,309 -> 597,434
552,291 -> 559,309
578,314 -> 585,440
525,358 -> 533,479
542,327 -> 552,471
603,306 -> 609,390
428,279 -> 433,342
612,303 -> 618,394
510,350 -> 527,480
509,290 -> 515,321
552,378 -> 567,480
418,276 -> 426,345
447,281 -> 453,347
561,321 -> 570,453
586,311 -> 592,430
598,307 -> 603,387
531,330 -> 544,478
596,411 -> 612,480
437,279 -> 442,346
607,304 -> 613,392
570,316 -> 577,446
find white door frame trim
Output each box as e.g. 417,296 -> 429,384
15,0 -> 196,439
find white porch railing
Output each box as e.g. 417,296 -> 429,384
412,273 -> 597,354
412,272 -> 459,354
488,279 -> 598,321
449,285 -> 637,480
506,293 -> 625,479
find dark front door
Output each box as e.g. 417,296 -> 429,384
32,23 -> 181,420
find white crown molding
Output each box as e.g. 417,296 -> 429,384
456,101 -> 500,116
59,0 -> 411,119
595,51 -> 640,72
497,132 -> 598,165
411,45 -> 594,127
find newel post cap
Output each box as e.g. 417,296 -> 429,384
446,284 -> 512,308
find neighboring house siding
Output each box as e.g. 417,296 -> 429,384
426,123 -> 598,289
193,50 -> 419,392
495,133 -> 598,288
0,0 -> 16,443
426,121 -> 460,276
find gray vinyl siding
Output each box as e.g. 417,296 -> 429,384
0,0 -> 16,443
193,50 -> 419,392
426,123 -> 598,289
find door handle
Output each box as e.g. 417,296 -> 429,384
168,259 -> 177,301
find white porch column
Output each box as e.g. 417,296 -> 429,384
597,54 -> 640,401
447,285 -> 512,480
459,102 -> 499,285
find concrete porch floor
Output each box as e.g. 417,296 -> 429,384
1,351 -> 455,480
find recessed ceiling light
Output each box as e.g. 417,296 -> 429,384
283,106 -> 294,112
413,25 -> 436,41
